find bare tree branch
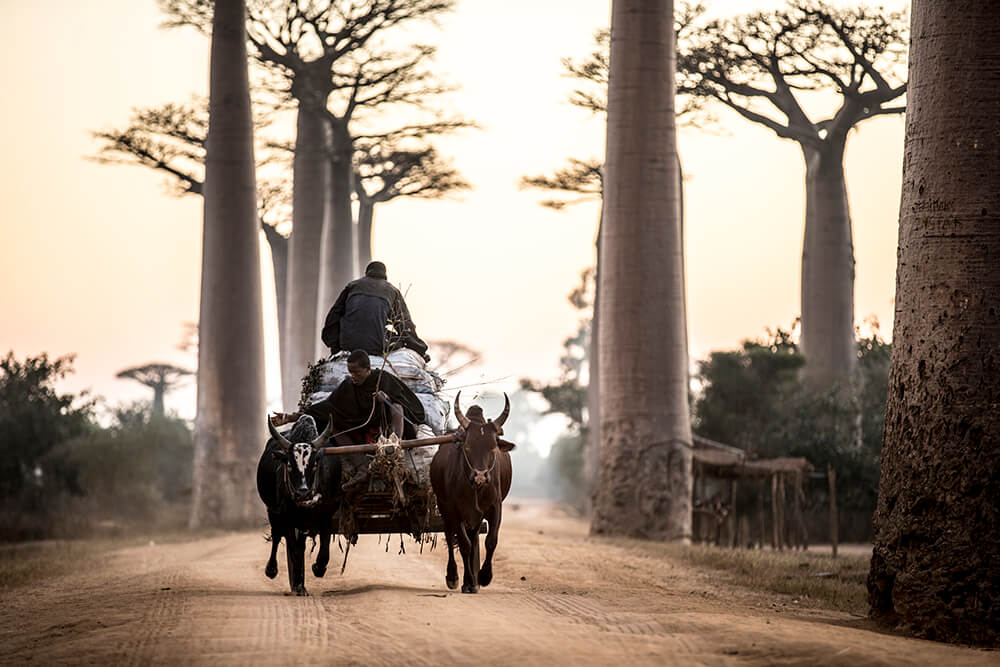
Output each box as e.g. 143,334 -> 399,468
520,158 -> 603,210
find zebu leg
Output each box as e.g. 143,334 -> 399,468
462,522 -> 481,594
479,504 -> 501,587
312,528 -> 331,578
265,511 -> 280,579
286,528 -> 308,596
442,514 -> 459,590
454,518 -> 478,594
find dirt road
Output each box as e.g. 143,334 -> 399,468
0,504 -> 993,666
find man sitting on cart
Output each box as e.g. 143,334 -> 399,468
320,260 -> 430,362
271,350 -> 425,445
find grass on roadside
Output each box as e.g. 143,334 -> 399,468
673,544 -> 871,615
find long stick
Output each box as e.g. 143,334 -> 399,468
321,433 -> 458,456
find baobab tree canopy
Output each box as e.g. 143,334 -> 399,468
678,2 -> 907,389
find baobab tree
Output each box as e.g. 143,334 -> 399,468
677,2 -> 908,389
523,11 -> 702,510
868,0 -> 999,646
115,363 -> 193,415
190,0 -> 267,527
590,0 -> 691,540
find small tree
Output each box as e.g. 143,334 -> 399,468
0,352 -> 94,499
115,363 -> 194,416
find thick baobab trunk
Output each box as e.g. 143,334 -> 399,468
282,106 -> 327,409
262,223 -> 287,404
868,0 -> 1000,646
190,0 -> 267,528
590,0 -> 692,541
316,121 -> 356,360
357,197 -> 374,271
799,142 -> 856,390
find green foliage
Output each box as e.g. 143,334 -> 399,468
0,352 -> 193,540
693,325 -> 891,514
0,352 -> 95,498
47,404 -> 193,511
693,327 -> 802,454
548,432 -> 585,502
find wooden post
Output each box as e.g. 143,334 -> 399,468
758,479 -> 766,550
791,470 -> 801,550
828,464 -> 839,559
795,470 -> 808,550
770,473 -> 779,550
776,472 -> 786,551
729,479 -> 738,548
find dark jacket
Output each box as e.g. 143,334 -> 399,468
303,369 -> 426,440
321,275 -> 429,358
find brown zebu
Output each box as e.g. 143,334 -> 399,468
430,392 -> 515,593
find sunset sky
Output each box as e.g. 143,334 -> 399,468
0,0 -> 907,426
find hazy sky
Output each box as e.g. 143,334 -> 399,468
0,0 -> 907,421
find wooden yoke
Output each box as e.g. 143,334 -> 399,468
321,433 -> 459,456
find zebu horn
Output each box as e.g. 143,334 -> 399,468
267,418 -> 292,451
492,393 -> 510,428
311,419 -> 334,449
454,391 -> 470,429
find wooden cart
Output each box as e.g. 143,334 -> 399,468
321,434 -> 456,539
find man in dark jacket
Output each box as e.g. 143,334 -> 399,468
271,350 -> 426,444
321,261 -> 429,361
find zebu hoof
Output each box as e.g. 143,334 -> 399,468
461,583 -> 479,594
446,576 -> 458,590
265,561 -> 278,579
292,585 -> 309,596
478,568 -> 493,587
312,562 -> 327,578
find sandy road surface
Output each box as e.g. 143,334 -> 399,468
0,504 -> 994,666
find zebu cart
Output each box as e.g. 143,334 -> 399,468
297,349 -> 468,543
319,433 -> 456,540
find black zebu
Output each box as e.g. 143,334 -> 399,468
258,416 -> 342,595
430,392 -> 514,593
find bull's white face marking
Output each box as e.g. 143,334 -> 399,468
292,443 -> 312,479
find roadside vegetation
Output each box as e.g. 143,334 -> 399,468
0,352 -> 193,541
675,544 -> 870,615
